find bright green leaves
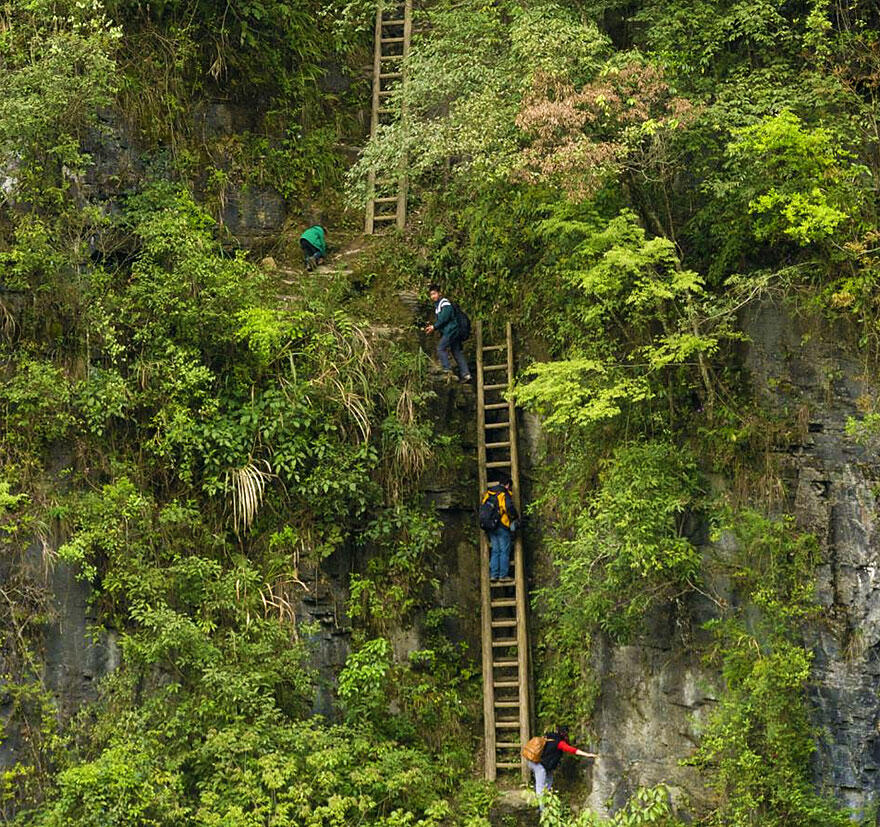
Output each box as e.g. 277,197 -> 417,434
514,210 -> 719,430
0,356 -> 75,449
337,637 -> 392,723
234,306 -> 299,368
35,739 -> 190,826
750,188 -> 848,246
725,111 -> 864,246
539,785 -> 684,826
515,359 -> 654,430
349,504 -> 443,630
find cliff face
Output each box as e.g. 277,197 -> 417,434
3,110 -> 879,817
570,301 -> 880,817
7,296 -> 880,817
745,302 -> 880,811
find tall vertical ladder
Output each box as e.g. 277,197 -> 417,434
476,320 -> 532,782
364,0 -> 412,234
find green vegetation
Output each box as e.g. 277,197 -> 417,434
354,0 -> 878,822
1,0 -> 878,822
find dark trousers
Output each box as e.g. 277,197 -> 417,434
437,332 -> 469,377
300,238 -> 322,263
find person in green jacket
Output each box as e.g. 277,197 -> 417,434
425,284 -> 471,382
300,225 -> 326,271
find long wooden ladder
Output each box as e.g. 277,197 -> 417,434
364,0 -> 412,234
476,320 -> 531,782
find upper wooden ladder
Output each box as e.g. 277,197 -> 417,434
364,0 -> 412,234
476,320 -> 532,782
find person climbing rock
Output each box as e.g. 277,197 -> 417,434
479,473 -> 518,580
300,224 -> 326,271
525,726 -> 596,810
424,284 -> 471,383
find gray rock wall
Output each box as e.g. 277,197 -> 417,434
558,300 -> 880,818
745,302 -> 880,812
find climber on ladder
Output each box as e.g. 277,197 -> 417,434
424,284 -> 472,383
479,473 -> 519,581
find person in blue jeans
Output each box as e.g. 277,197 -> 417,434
425,284 -> 471,383
526,727 -> 597,811
481,473 -> 518,580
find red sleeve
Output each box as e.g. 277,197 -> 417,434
557,740 -> 578,754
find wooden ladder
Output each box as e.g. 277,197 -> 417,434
364,0 -> 412,234
476,320 -> 532,782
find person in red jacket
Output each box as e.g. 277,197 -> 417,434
526,726 -> 597,810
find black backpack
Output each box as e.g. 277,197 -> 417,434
479,490 -> 501,532
452,302 -> 471,342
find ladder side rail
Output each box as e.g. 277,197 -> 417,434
396,0 -> 412,229
364,5 -> 385,234
476,321 -> 496,781
506,321 -> 531,782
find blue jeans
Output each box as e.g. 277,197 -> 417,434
488,527 -> 513,579
437,333 -> 469,377
527,760 -> 553,810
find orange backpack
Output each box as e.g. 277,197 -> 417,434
521,735 -> 548,762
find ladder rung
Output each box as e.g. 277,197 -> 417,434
486,441 -> 511,449
490,579 -> 515,587
373,196 -> 398,203
497,762 -> 522,769
483,363 -> 508,371
492,619 -> 517,628
483,345 -> 505,352
379,72 -> 403,79
493,659 -> 518,668
496,741 -> 520,748
493,680 -> 519,688
491,638 -> 517,647
380,55 -> 402,62
377,108 -> 396,114
382,36 -> 406,43
484,403 -> 509,411
485,421 -> 509,429
491,598 -> 516,608
486,461 -> 511,469
484,383 -> 508,391
373,215 -> 398,221
495,721 -> 520,728
494,700 -> 520,708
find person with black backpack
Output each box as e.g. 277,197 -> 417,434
425,284 -> 471,383
479,473 -> 518,580
523,726 -> 597,811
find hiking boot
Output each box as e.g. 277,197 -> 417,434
459,374 -> 472,383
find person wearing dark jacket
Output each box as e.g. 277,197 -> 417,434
425,284 -> 471,382
481,473 -> 518,580
527,726 -> 596,809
